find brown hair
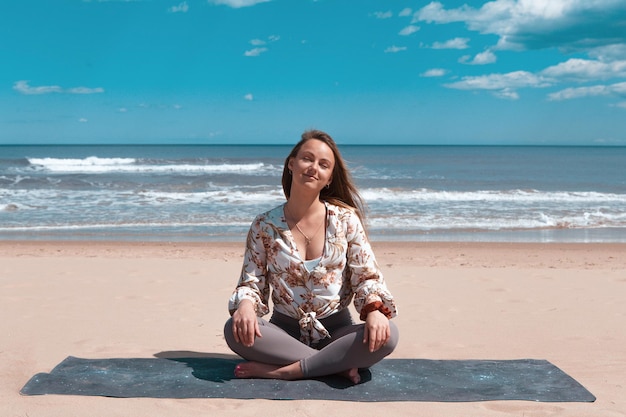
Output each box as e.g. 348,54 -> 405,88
281,129 -> 366,223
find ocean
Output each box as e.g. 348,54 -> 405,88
1,144 -> 625,243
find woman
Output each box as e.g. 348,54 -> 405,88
224,129 -> 399,384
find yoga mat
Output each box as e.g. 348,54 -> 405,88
21,356 -> 595,402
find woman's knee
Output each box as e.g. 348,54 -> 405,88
382,320 -> 400,355
223,317 -> 237,349
223,317 -> 255,358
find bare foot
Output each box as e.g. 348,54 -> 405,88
235,362 -> 361,384
339,368 -> 361,384
234,361 -> 303,380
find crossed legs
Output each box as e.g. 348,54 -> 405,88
224,316 -> 399,383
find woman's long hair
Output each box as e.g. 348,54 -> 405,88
281,129 -> 366,223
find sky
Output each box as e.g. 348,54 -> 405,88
2,0 -> 626,145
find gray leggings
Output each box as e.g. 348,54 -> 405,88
223,309 -> 399,379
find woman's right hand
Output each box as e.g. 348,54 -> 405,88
231,299 -> 262,347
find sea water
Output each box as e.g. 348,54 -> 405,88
1,145 -> 625,242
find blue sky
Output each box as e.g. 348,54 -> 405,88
2,0 -> 626,145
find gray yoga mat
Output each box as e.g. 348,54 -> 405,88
20,355 -> 595,402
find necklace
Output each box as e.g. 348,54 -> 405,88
284,203 -> 325,246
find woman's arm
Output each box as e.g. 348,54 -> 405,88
228,216 -> 271,316
343,211 -> 398,321
340,209 -> 397,352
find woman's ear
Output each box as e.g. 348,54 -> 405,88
287,157 -> 294,172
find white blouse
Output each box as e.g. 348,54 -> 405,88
228,201 -> 398,345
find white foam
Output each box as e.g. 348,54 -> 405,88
0,220 -> 252,232
29,157 -> 135,170
1,203 -> 20,212
27,157 -> 274,174
2,184 -> 625,235
138,188 -> 285,204
361,188 -> 626,203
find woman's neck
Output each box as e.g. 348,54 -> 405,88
285,193 -> 324,219
284,196 -> 327,260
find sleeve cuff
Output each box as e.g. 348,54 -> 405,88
359,300 -> 393,321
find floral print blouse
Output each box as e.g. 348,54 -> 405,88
228,201 -> 398,345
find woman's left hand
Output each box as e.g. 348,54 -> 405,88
363,309 -> 390,352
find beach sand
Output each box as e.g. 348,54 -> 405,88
2,241 -> 625,416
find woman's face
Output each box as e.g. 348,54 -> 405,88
288,139 -> 335,194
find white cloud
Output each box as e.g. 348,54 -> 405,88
494,88 -> 519,100
415,0 -> 626,52
373,11 -> 392,19
384,46 -> 407,53
421,68 -> 447,77
399,25 -> 420,36
547,81 -> 626,101
414,1 -> 478,25
208,0 -> 270,8
79,118 -> 88,123
469,50 -> 497,65
414,1 -> 626,103
247,35 -> 278,54
615,101 -> 626,109
449,70 -> 551,90
13,81 -> 62,94
13,80 -> 104,95
548,85 -> 609,100
399,8 -> 412,17
589,44 -> 626,62
449,52 -> 626,101
445,70 -> 550,99
168,1 -> 188,13
432,37 -> 469,49
67,86 -> 105,94
541,58 -> 626,81
244,47 -> 267,57
244,93 -> 254,101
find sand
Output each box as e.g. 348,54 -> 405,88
1,241 -> 625,416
